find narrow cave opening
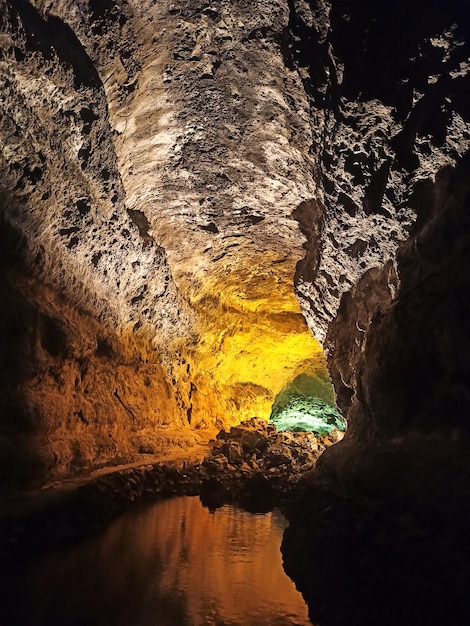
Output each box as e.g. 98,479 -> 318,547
184,256 -> 344,436
270,373 -> 346,436
187,276 -> 347,443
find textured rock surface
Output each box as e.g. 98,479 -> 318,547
1,1 -> 470,622
280,0 -> 470,436
279,2 -> 470,625
0,0 -> 333,490
205,417 -> 342,474
289,0 -> 470,344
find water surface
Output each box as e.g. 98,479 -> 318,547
5,496 -> 311,626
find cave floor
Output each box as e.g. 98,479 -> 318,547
0,444 -> 210,521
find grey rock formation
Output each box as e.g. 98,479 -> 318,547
280,2 -> 470,625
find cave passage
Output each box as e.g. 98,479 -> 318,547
193,305 -> 345,437
183,255 -> 341,436
269,371 -> 346,435
271,386 -> 346,435
187,277 -> 345,438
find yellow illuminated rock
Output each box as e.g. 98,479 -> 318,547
181,256 -> 334,430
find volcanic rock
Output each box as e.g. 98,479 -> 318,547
204,418 -> 334,477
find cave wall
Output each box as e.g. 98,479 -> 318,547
280,2 -> 470,624
355,158 -> 470,438
0,268 -> 190,490
284,0 -> 470,438
1,0 -> 469,499
0,0 -> 207,492
0,0 -> 334,491
279,0 -> 470,512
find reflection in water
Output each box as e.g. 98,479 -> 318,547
5,497 -> 311,626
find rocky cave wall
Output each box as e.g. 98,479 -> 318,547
0,0 -> 332,491
1,0 -> 469,495
285,0 -> 470,440
280,3 -> 470,624
0,0 -> 198,490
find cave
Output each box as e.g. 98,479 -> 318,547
0,0 -> 469,625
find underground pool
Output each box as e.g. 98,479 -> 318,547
1,496 -> 312,626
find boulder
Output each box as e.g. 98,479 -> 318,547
223,441 -> 244,465
228,427 -> 269,453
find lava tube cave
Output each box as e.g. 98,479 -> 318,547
1,0 -> 470,625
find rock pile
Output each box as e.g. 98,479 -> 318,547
204,418 -> 342,476
198,418 -> 343,511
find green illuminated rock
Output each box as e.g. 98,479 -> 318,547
270,394 -> 346,435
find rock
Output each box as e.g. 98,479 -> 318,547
203,453 -> 228,474
298,451 -> 315,465
211,439 -> 225,453
223,441 -> 244,465
266,451 -> 293,469
227,427 -> 269,454
205,417 -> 330,479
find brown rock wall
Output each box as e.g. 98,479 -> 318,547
0,268 -> 199,492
